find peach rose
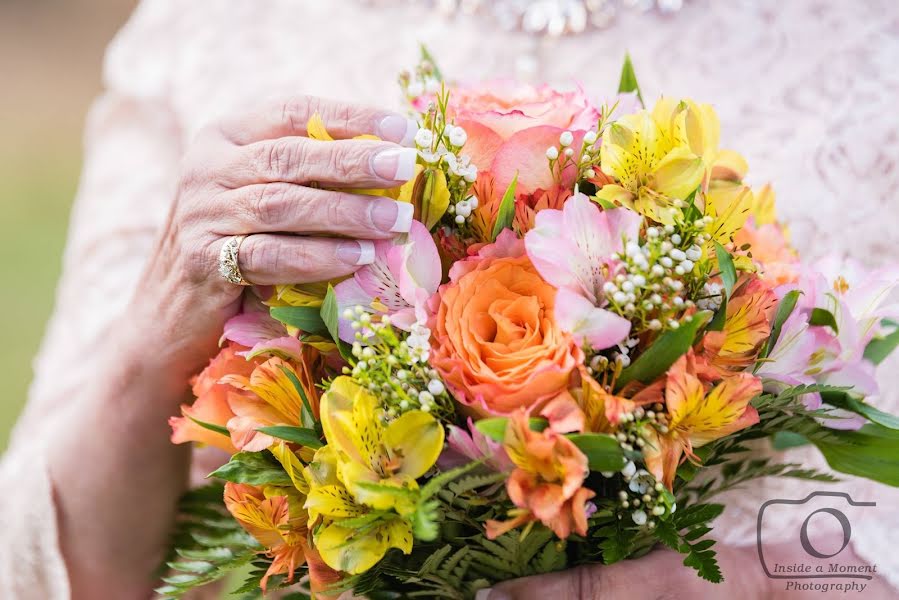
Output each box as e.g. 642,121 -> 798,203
429,231 -> 583,416
445,81 -> 600,196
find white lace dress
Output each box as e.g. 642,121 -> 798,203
2,0 -> 898,597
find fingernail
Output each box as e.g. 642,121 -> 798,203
371,147 -> 418,181
476,589 -> 505,600
378,114 -> 418,146
371,199 -> 414,233
336,240 -> 375,266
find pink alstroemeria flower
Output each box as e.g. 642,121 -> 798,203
334,220 -> 441,342
221,296 -> 302,360
524,193 -> 639,349
438,418 -> 514,474
765,257 -> 899,427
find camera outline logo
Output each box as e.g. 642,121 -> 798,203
756,491 -> 876,581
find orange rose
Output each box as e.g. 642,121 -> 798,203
429,231 -> 583,416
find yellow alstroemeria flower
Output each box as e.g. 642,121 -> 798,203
643,353 -> 761,489
597,109 -> 704,224
303,444 -> 414,574
704,179 -> 753,246
320,376 -> 444,512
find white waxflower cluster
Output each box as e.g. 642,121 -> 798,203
602,217 -> 709,332
545,129 -> 579,162
544,128 -> 603,181
342,306 -> 453,420
446,194 -> 480,225
415,123 -> 478,183
599,408 -> 676,528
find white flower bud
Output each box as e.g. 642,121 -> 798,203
564,147 -> 575,157
669,248 -> 687,262
414,128 -> 434,148
559,131 -> 574,146
632,510 -> 648,525
546,146 -> 560,160
428,380 -> 445,395
613,291 -> 628,304
448,125 -> 468,147
455,214 -> 465,224
583,130 -> 598,145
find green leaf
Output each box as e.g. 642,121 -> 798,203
707,295 -> 727,332
256,425 -> 323,448
475,417 -> 548,442
616,311 -> 713,390
772,431 -> 810,450
208,452 -> 292,486
809,307 -> 839,332
269,306 -> 328,336
491,172 -> 518,242
419,43 -> 443,81
811,423 -> 899,487
320,284 -> 341,343
713,242 -> 737,300
822,391 -> 899,431
567,433 -> 626,472
187,416 -> 229,437
277,364 -> 316,429
617,53 -> 644,107
760,289 -> 801,359
864,320 -> 899,365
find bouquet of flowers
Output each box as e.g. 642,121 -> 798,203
161,53 -> 899,599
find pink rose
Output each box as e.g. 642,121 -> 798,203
445,81 -> 600,195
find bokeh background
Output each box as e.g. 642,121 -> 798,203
0,0 -> 137,447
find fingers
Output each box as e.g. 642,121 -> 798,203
484,547 -> 762,600
234,235 -> 375,285
221,136 -> 419,188
217,95 -> 417,146
217,184 -> 414,239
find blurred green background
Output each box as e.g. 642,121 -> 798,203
0,0 -> 137,448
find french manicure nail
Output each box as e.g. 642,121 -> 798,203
371,199 -> 414,233
336,240 -> 375,266
378,114 -> 418,146
371,147 -> 418,181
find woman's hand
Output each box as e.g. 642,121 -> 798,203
482,541 -> 892,599
46,96 -> 418,599
139,95 -> 419,373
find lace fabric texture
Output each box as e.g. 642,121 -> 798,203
2,0 -> 899,596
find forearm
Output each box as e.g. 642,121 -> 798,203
46,321 -> 195,599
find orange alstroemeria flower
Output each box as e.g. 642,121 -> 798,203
567,366 -> 665,433
222,357 -> 317,452
486,410 -> 594,540
169,343 -> 261,453
644,353 -> 761,489
223,482 -> 309,591
698,276 -> 777,377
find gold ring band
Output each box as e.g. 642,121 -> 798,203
218,235 -> 251,286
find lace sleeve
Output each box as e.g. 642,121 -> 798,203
0,3 -> 184,597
